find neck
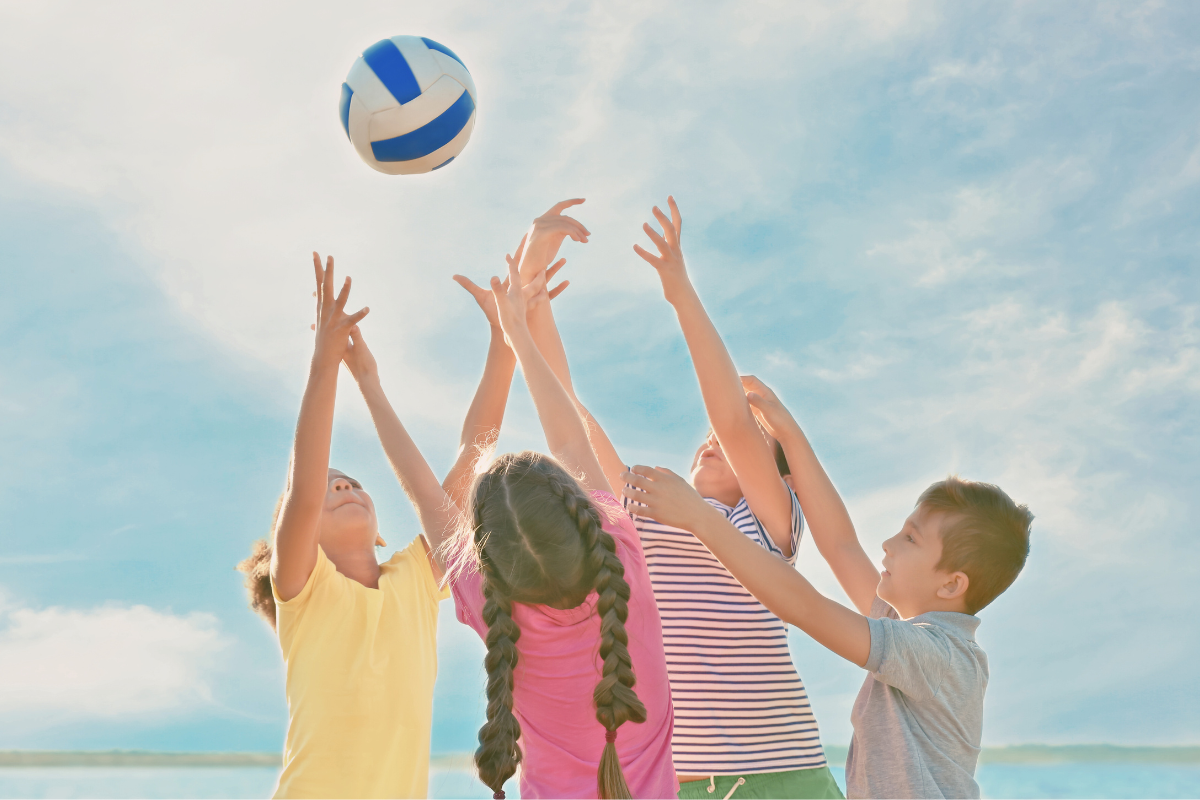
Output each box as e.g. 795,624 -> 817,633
323,544 -> 382,589
893,596 -> 971,619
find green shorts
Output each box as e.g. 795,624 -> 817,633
677,766 -> 844,799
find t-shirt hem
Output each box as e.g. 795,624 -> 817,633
676,760 -> 830,777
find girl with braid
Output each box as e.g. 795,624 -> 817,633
442,239 -> 677,799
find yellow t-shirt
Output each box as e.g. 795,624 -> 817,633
271,538 -> 449,799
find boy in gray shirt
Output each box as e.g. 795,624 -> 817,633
620,377 -> 1032,799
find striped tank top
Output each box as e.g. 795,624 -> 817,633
624,487 -> 827,776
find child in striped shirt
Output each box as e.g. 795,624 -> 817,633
519,198 -> 842,799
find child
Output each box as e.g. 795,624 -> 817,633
236,254 -> 453,799
442,250 -> 677,799
520,198 -> 841,798
620,376 -> 1033,799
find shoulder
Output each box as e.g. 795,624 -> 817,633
383,537 -> 448,604
271,546 -> 337,610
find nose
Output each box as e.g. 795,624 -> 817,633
331,478 -> 353,492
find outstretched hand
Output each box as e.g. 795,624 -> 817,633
621,465 -> 716,532
454,237 -> 568,329
310,252 -> 369,368
633,196 -> 689,302
490,248 -> 531,348
517,198 -> 590,284
342,325 -> 378,384
741,374 -> 799,440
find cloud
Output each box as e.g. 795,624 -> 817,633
0,594 -> 228,725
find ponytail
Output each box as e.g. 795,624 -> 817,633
235,492 -> 285,631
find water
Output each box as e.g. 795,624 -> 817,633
0,763 -> 1197,798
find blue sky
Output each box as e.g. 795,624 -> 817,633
1,0 -> 1197,756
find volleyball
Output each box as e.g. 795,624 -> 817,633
339,36 -> 477,175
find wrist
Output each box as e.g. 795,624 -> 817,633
663,274 -> 698,308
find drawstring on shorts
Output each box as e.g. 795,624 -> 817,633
704,776 -> 747,799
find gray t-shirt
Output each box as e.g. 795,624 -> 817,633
844,596 -> 987,799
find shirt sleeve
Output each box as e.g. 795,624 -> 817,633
864,612 -> 954,703
450,565 -> 488,640
755,486 -> 804,566
271,546 -> 336,651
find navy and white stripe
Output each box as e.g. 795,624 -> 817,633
340,36 -> 477,175
625,487 -> 828,776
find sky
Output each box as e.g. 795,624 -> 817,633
1,0 -> 1198,757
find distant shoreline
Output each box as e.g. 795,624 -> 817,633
1,745 -> 1197,768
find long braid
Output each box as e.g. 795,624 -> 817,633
546,474 -> 647,800
473,478 -> 522,798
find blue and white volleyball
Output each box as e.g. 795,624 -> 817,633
339,36 -> 477,175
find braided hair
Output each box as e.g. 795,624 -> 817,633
468,452 -> 647,800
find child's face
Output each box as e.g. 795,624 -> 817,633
878,506 -> 968,618
318,469 -> 379,549
689,427 -> 781,507
690,431 -> 742,505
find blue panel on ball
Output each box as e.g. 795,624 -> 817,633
338,83 -> 353,139
362,39 -> 422,105
420,38 -> 467,69
370,90 -> 475,162
432,156 -> 455,170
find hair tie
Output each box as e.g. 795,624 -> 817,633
605,728 -> 617,743
493,792 -> 505,799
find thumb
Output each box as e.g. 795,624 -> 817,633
745,391 -> 763,407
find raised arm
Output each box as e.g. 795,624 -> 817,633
491,255 -> 609,494
742,375 -> 880,615
441,257 -> 571,510
513,200 -> 627,496
272,254 -> 370,602
622,465 -> 871,667
635,197 -> 794,554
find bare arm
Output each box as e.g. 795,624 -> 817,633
622,465 -> 871,666
441,327 -> 516,512
635,197 -> 794,554
441,260 -> 570,510
491,258 -> 608,493
343,327 -> 455,576
272,254 -> 370,602
743,376 -> 880,614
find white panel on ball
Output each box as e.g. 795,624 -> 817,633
339,35 -> 477,175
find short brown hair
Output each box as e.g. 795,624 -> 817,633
919,476 -> 1032,615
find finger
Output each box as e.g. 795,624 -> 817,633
548,198 -> 585,215
506,249 -> 520,287
548,280 -> 569,300
505,253 -> 516,268
560,217 -> 590,241
642,222 -> 670,254
452,274 -> 486,298
628,465 -> 660,481
349,325 -> 363,345
310,323 -> 316,331
562,215 -> 592,237
633,244 -> 664,268
652,206 -> 676,247
334,276 -> 351,313
546,258 -> 567,281
312,252 -> 324,294
745,391 -> 764,408
620,472 -> 651,491
668,196 -> 682,238
345,306 -> 370,327
489,276 -> 506,306
323,255 -> 335,307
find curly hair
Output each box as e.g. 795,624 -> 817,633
236,492 -> 285,631
469,451 -> 647,800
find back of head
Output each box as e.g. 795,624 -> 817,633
919,476 -> 1033,615
469,451 -> 647,799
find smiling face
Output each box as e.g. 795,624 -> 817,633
318,469 -> 379,551
878,505 -> 970,618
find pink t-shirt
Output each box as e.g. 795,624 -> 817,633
452,491 -> 678,799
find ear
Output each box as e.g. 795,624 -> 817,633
375,534 -> 387,548
936,571 -> 970,604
